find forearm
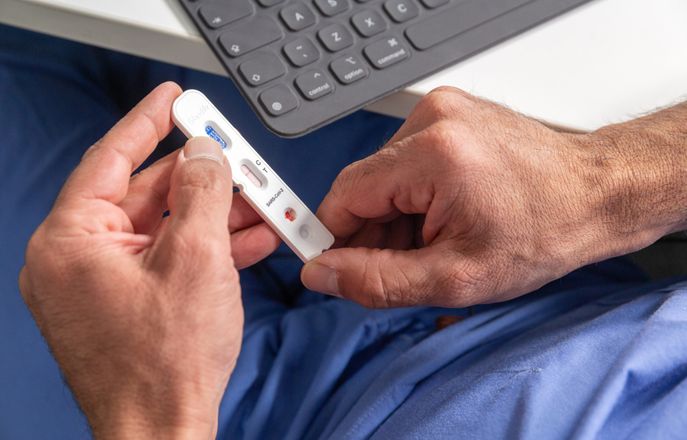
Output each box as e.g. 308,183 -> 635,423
586,101 -> 687,257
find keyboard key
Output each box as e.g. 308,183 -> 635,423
219,17 -> 283,57
405,0 -> 532,50
280,3 -> 316,31
351,10 -> 386,37
283,38 -> 319,66
384,0 -> 420,23
260,85 -> 298,116
295,70 -> 334,100
314,0 -> 349,17
420,0 -> 449,8
199,1 -> 253,29
363,36 -> 410,69
330,55 -> 368,84
257,0 -> 285,6
239,53 -> 286,86
318,24 -> 354,52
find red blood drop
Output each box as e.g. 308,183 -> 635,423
285,209 -> 296,222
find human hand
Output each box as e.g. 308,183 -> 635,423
19,83 -> 279,439
301,86 -> 667,308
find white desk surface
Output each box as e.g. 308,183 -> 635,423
2,0 -> 686,132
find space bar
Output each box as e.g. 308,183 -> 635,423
406,0 -> 535,50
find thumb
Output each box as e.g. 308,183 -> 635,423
301,247 -> 444,308
166,137 -> 232,242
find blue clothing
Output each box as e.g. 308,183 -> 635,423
1,24 -> 686,439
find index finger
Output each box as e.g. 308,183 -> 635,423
317,151 -> 405,241
56,82 -> 182,207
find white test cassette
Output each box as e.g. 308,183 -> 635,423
172,89 -> 334,262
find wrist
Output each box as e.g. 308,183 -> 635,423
582,115 -> 687,257
93,415 -> 215,440
81,382 -> 220,439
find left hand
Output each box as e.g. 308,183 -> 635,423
19,82 -> 280,439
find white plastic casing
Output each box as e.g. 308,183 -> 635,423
172,90 -> 334,262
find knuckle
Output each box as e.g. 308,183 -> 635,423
369,276 -> 395,308
335,161 -> 359,185
418,91 -> 449,117
413,123 -> 462,166
370,253 -> 394,308
164,230 -> 195,256
23,226 -> 65,273
354,250 -> 407,308
417,120 -> 488,179
158,234 -> 236,286
203,239 -> 231,263
424,123 -> 458,151
24,232 -> 43,264
343,250 -> 384,308
330,159 -> 369,198
84,141 -> 132,174
430,85 -> 466,96
172,230 -> 229,263
418,86 -> 473,119
431,86 -> 474,104
166,230 -> 201,255
81,137 -> 105,160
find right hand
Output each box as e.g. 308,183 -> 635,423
301,87 -> 670,308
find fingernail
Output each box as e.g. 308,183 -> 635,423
183,137 -> 224,164
302,262 -> 340,297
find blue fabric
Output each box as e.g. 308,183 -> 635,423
1,24 -> 687,440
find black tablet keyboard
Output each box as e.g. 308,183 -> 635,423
178,0 -> 592,137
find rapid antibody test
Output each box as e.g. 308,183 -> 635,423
172,90 -> 334,262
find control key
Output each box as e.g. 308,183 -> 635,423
295,70 -> 334,100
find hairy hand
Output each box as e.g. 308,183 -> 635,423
19,83 -> 279,439
302,86 -> 655,308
